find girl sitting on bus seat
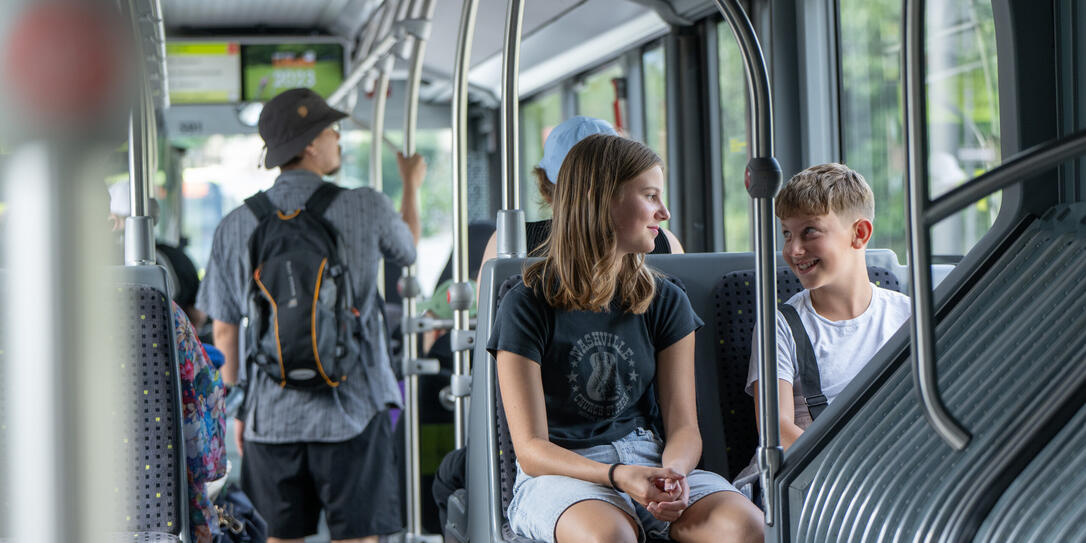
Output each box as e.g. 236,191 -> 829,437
487,134 -> 763,543
478,116 -> 683,276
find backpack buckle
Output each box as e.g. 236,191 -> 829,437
806,394 -> 828,409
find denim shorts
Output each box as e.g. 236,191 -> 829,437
506,427 -> 739,543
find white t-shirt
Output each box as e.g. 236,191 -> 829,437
744,283 -> 911,405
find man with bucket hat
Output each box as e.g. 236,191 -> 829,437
196,88 -> 423,543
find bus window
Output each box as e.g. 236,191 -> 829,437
717,20 -> 751,252
926,0 -> 1001,257
643,44 -> 668,165
178,128 -> 455,295
576,61 -> 625,128
358,128 -> 458,296
643,43 -> 672,232
520,89 -> 562,222
839,0 -> 1000,258
179,134 -> 277,276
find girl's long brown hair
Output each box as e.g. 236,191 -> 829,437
523,134 -> 661,314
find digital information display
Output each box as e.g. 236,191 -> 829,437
242,43 -> 344,102
166,42 -> 242,104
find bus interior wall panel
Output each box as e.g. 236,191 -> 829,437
664,30 -> 685,239
992,0 -> 1060,182
1058,0 -> 1086,203
794,0 -> 840,166
669,24 -> 717,253
775,203 -> 1086,542
624,48 -> 648,145
763,0 -> 803,181
704,18 -> 726,252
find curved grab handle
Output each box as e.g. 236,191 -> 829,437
927,129 -> 1086,225
902,0 -> 970,450
711,0 -> 783,526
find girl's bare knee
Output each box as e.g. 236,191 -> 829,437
717,497 -> 765,543
556,500 -> 638,543
672,491 -> 765,543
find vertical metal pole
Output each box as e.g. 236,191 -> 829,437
496,0 -> 527,258
125,108 -> 155,266
401,1 -> 437,540
451,0 -> 480,448
2,2 -> 128,541
713,0 -> 782,525
369,1 -> 403,299
902,0 -> 970,450
5,143 -> 126,543
124,0 -> 157,267
370,58 -> 392,191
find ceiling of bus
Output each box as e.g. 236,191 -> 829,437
161,0 -> 586,80
159,0 -> 693,102
163,0 -> 383,40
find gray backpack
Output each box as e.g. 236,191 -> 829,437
243,183 -> 358,390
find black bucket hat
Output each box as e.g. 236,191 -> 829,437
258,88 -> 348,169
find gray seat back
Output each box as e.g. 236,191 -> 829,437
492,275 -> 524,515
110,265 -> 186,539
712,266 -> 900,479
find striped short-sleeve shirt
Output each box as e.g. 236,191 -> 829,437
196,169 -> 415,443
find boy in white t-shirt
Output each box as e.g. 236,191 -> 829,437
745,163 -> 910,451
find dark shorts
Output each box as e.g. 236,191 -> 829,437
241,410 -> 402,539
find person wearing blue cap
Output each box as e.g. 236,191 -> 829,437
479,116 -> 683,274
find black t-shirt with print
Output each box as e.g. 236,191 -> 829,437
486,275 -> 703,449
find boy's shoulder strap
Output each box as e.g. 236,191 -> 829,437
778,302 -> 828,420
243,191 -> 276,220
305,182 -> 343,217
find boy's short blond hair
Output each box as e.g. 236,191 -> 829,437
776,163 -> 875,221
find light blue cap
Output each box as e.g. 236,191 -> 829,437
538,116 -> 618,183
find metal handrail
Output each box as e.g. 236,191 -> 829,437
400,0 -> 439,539
451,0 -> 480,449
124,0 -> 161,266
501,0 -> 525,213
712,0 -> 783,526
327,35 -> 398,106
496,0 -> 527,259
368,0 -> 404,191
902,0 -> 971,451
926,130 -> 1086,225
370,57 -> 393,191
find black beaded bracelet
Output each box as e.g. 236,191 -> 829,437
608,462 -> 625,493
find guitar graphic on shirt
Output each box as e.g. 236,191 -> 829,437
586,350 -> 621,402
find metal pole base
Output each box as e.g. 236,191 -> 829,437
757,445 -> 783,526
385,531 -> 444,543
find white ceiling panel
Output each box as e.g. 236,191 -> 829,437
425,0 -> 585,76
467,1 -> 664,97
163,0 -> 341,29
